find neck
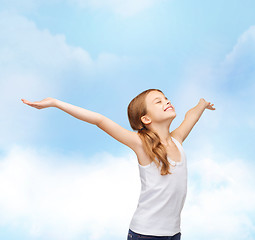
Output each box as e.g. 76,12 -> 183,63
147,120 -> 174,145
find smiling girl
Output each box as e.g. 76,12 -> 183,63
21,88 -> 215,240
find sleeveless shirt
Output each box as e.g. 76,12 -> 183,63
129,136 -> 188,236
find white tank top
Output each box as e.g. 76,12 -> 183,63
129,136 -> 188,236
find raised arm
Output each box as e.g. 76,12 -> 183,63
21,97 -> 141,152
171,98 -> 216,143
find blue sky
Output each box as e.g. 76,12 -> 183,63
0,0 -> 255,239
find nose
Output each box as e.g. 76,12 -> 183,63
166,101 -> 173,109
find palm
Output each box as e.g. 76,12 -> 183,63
206,102 -> 216,110
21,97 -> 55,109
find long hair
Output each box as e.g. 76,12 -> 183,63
127,89 -> 172,175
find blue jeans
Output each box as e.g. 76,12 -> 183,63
127,229 -> 181,240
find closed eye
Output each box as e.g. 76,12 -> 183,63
155,97 -> 170,104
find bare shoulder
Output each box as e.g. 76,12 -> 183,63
130,133 -> 153,166
128,132 -> 143,151
170,132 -> 183,146
132,132 -> 184,167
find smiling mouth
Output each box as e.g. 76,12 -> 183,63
164,106 -> 174,111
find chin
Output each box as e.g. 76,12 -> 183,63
171,113 -> 176,119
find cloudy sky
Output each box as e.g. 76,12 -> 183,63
0,0 -> 255,239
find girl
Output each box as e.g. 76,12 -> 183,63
21,88 -> 215,240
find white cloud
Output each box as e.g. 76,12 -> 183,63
221,25 -> 255,93
0,144 -> 255,239
174,25 -> 255,138
224,25 -> 255,65
0,11 -> 132,147
0,145 -> 140,239
183,155 -> 255,240
219,25 -> 255,129
0,10 -> 132,81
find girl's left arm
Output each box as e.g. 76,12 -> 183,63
171,98 -> 216,143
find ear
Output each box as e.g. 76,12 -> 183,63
141,115 -> 151,125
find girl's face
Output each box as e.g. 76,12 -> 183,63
143,91 -> 176,124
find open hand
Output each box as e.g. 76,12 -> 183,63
21,97 -> 56,109
200,98 -> 216,110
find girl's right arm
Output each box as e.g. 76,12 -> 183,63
171,98 -> 215,144
21,97 -> 142,152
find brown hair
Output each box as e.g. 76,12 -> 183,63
127,89 -> 172,175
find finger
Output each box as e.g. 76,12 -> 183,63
23,100 -> 32,104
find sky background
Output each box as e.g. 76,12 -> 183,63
0,0 -> 255,239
